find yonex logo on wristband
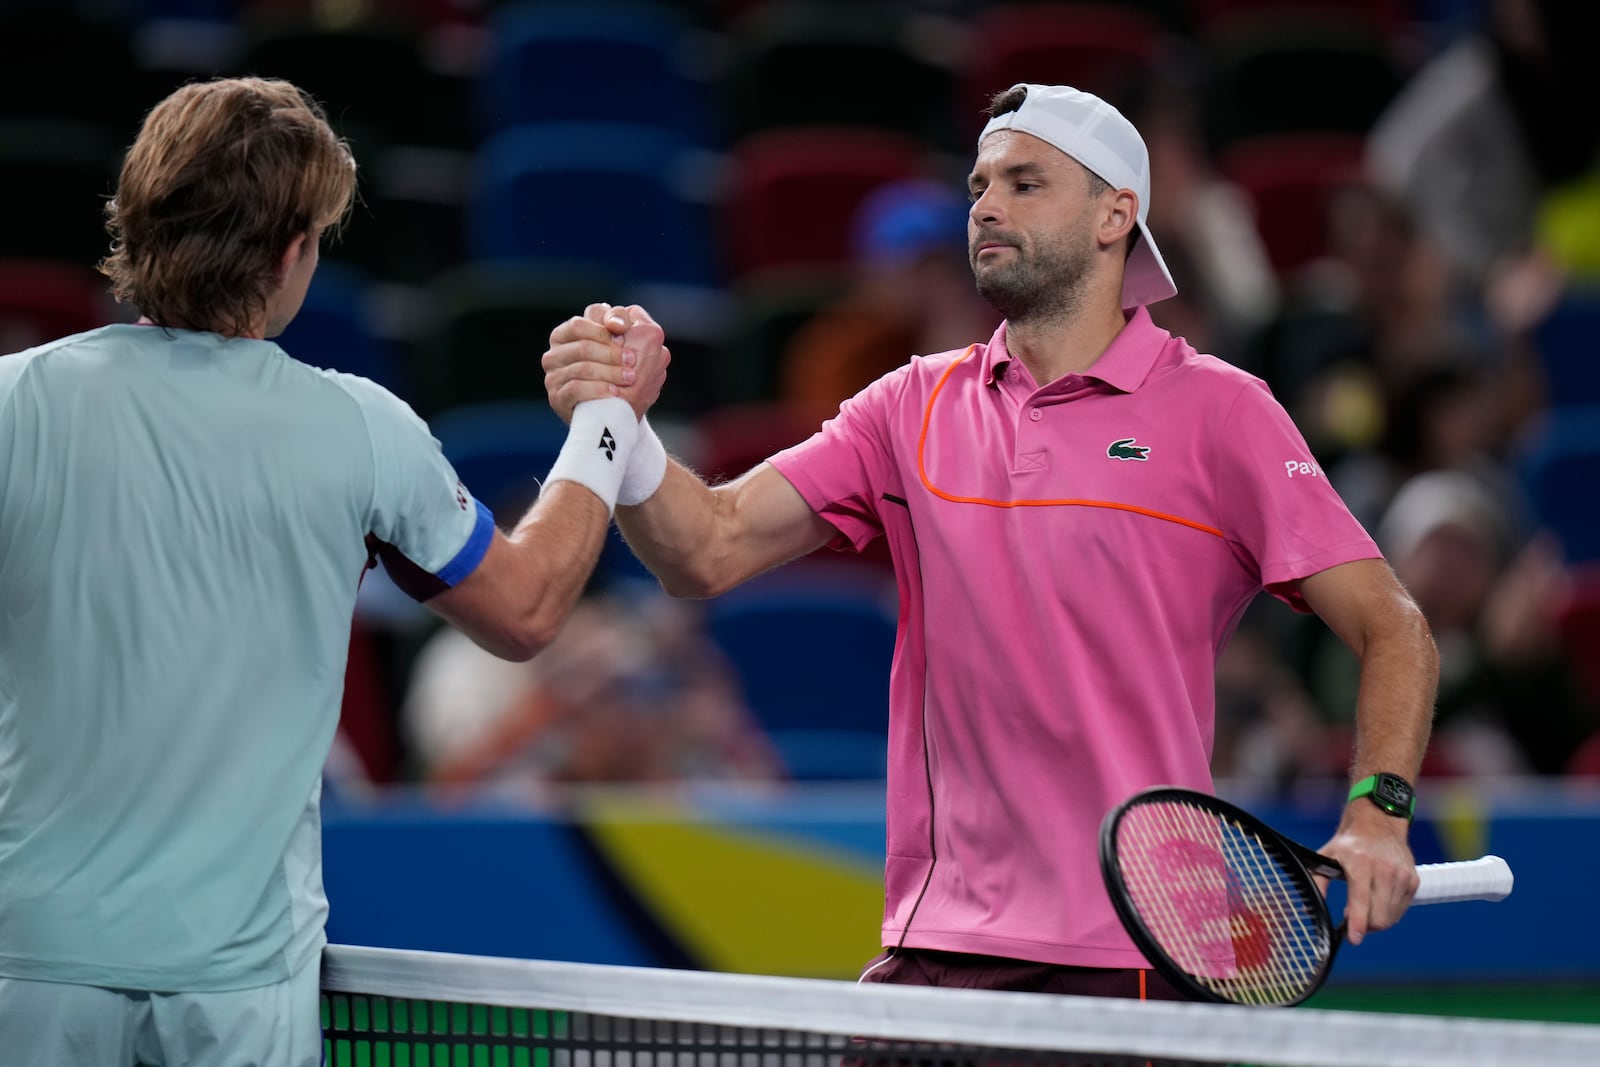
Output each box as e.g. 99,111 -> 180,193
599,427 -> 616,461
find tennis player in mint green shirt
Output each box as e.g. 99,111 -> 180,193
0,77 -> 665,1066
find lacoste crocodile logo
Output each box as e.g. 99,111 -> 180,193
1107,437 -> 1150,461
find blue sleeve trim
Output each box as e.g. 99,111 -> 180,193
435,499 -> 495,587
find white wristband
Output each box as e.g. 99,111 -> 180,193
618,416 -> 668,506
544,397 -> 638,515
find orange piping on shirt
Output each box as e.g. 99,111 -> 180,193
916,344 -> 1227,540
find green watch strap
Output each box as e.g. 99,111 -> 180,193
1348,773 -> 1416,820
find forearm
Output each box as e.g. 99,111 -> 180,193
617,458 -> 834,599
502,481 -> 612,649
1347,600 -> 1438,785
616,460 -> 743,598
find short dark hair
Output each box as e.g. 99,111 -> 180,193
986,84 -> 1028,122
101,77 -> 357,335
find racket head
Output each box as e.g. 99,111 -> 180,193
1099,786 -> 1343,1007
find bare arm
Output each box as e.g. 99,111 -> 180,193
424,481 -> 610,661
1298,556 -> 1440,944
617,459 -> 835,598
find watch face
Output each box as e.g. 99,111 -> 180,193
1374,774 -> 1413,810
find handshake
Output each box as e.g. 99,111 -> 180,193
539,303 -> 673,511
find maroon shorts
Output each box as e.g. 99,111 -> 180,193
857,947 -> 1189,1001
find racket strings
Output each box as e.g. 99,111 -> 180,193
1116,799 -> 1332,1005
1222,821 -> 1328,1003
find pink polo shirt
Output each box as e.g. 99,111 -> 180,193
769,308 -> 1380,968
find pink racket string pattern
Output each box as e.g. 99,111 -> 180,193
1114,798 -> 1333,1005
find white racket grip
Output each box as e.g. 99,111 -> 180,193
1413,855 -> 1514,904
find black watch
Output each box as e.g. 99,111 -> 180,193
1348,773 -> 1416,820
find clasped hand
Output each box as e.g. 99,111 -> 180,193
542,303 -> 670,424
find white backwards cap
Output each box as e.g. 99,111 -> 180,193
979,83 -> 1177,308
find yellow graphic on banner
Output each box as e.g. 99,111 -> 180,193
580,794 -> 883,978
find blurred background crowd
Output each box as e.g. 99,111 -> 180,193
4,0 -> 1599,796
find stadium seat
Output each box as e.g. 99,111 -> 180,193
330,135 -> 472,287
275,262 -> 406,397
1516,406 -> 1600,566
428,401 -> 572,523
1200,11 -> 1404,151
476,1 -> 716,145
693,401 -> 818,486
718,1 -> 959,149
1554,564 -> 1600,714
469,122 -> 720,287
0,8 -> 144,134
237,19 -> 473,149
1532,288 -> 1600,409
958,3 -> 1166,140
415,259 -> 627,417
0,120 -> 124,270
0,259 -> 118,354
1217,133 -> 1368,278
724,128 -> 929,280
428,400 -> 656,591
716,267 -> 854,406
1185,0 -> 1410,37
703,561 -> 898,780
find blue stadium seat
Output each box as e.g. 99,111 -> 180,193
1533,289 -> 1600,409
469,122 -> 719,286
476,1 -> 715,145
704,562 -> 898,780
1517,406 -> 1600,565
276,262 -> 406,398
428,401 -> 572,523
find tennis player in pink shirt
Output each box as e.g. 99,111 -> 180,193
543,84 -> 1440,1000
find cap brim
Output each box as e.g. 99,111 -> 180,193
1122,220 -> 1177,308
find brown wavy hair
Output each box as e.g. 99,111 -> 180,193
101,77 -> 357,336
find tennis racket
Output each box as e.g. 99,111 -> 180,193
1098,786 -> 1514,1007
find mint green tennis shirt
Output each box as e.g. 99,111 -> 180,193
0,325 -> 494,991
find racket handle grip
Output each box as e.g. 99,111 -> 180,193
1414,855 -> 1514,904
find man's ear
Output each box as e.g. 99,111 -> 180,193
1101,189 -> 1138,251
274,231 -> 310,287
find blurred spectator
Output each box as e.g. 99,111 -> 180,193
1288,470 -> 1594,777
402,591 -> 784,793
1368,0 -> 1600,290
1240,181 -> 1496,513
1213,604 -> 1342,788
777,177 -> 998,427
1117,57 -> 1281,358
1331,356 -> 1523,535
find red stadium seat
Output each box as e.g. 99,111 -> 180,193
0,259 -> 118,354
1217,133 -> 1367,277
959,3 -> 1167,140
1186,0 -> 1410,37
1555,565 -> 1600,709
724,128 -> 929,279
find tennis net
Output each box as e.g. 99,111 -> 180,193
321,945 -> 1600,1067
